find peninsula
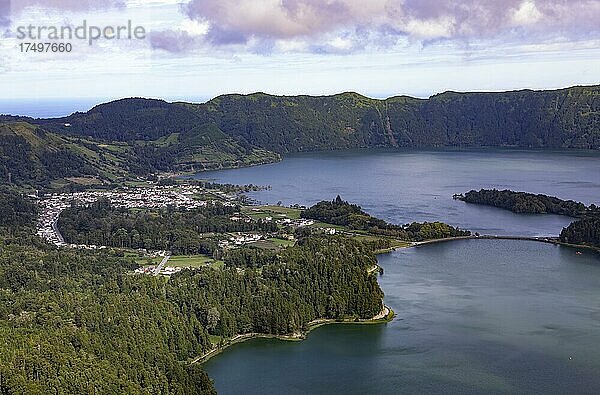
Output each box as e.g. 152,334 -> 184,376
0,184 -> 469,394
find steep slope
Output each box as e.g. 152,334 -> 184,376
0,119 -> 279,188
388,86 -> 600,148
1,85 -> 598,188
31,85 -> 600,153
0,122 -> 107,187
202,92 -> 398,153
206,86 -> 600,151
38,98 -> 207,141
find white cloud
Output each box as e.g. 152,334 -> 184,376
405,16 -> 456,39
180,19 -> 208,35
512,1 -> 543,25
0,0 -> 599,102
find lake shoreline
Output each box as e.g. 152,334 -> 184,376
195,151 -> 600,392
194,236 -> 596,367
194,236 -> 598,366
193,305 -> 395,365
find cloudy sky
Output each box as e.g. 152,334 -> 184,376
1,0 -> 599,103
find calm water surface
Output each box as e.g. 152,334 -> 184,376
200,151 -> 600,394
198,150 -> 600,236
205,240 -> 600,394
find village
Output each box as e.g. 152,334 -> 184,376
35,184 -> 236,248
33,184 -> 337,277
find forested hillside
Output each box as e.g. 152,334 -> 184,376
387,86 -> 600,149
0,121 -> 167,187
0,120 -> 278,188
0,122 -> 107,186
0,188 -> 386,394
302,196 -> 471,241
0,236 -> 383,394
2,85 -> 598,188
0,187 -> 38,228
560,217 -> 600,248
203,86 -> 600,151
33,85 -> 600,152
459,189 -> 591,217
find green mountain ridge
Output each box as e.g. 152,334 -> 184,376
1,85 -> 598,187
0,120 -> 278,188
0,122 -> 121,187
33,84 -> 600,150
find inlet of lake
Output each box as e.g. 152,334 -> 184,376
197,150 -> 600,394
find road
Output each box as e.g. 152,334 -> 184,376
153,254 -> 171,276
51,216 -> 65,244
410,235 -> 557,247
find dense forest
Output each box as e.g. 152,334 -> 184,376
2,85 -> 599,188
29,85 -> 600,151
0,122 -> 107,187
302,196 -> 470,241
0,189 -> 386,394
459,189 -> 592,217
560,218 -> 600,248
58,200 -> 277,255
0,187 -> 38,229
0,120 -> 278,188
0,244 -> 216,394
202,86 -> 600,152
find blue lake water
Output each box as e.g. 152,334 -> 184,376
205,240 -> 600,394
198,150 -> 600,237
199,150 -> 600,394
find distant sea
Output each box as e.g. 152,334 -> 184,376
0,96 -> 211,118
0,98 -> 107,118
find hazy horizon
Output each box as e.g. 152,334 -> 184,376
2,82 -> 598,118
1,1 -> 599,101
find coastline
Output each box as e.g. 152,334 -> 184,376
192,235 -> 597,366
191,305 -> 395,365
170,156 -> 283,180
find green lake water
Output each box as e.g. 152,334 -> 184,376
201,151 -> 600,394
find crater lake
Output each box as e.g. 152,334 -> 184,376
198,150 -> 600,394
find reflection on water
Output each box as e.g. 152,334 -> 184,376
198,150 -> 600,236
201,150 -> 600,393
205,240 -> 600,394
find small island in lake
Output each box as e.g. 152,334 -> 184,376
455,189 -> 600,249
0,179 -> 478,394
455,189 -> 593,217
302,196 -> 471,242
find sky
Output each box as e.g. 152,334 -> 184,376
0,0 -> 599,109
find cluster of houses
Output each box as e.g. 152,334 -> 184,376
229,215 -> 252,223
275,218 -> 315,227
218,232 -> 265,248
35,185 -> 228,247
134,265 -> 182,276
36,202 -> 67,245
231,212 -> 316,229
134,266 -> 158,275
33,185 -> 341,278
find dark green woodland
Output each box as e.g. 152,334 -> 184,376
0,189 -> 386,394
2,85 -> 599,188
